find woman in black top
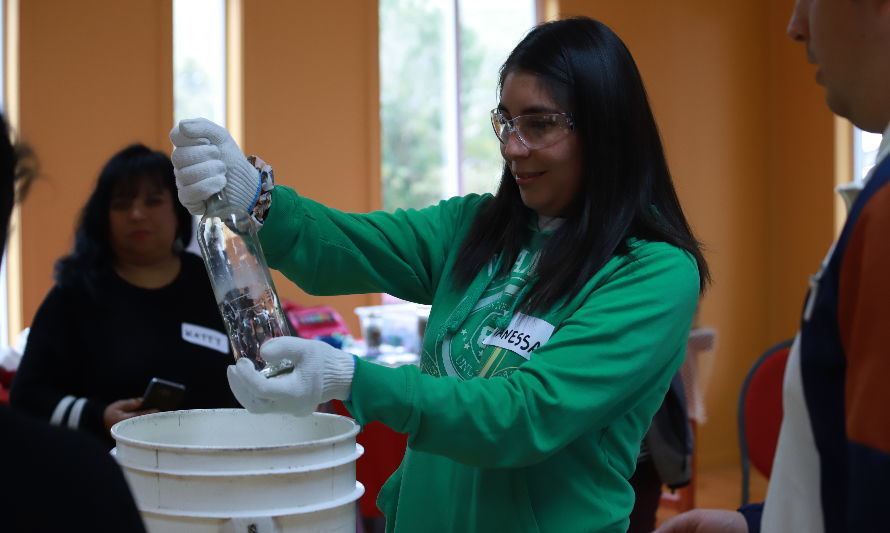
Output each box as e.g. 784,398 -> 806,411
0,115 -> 147,531
11,144 -> 238,447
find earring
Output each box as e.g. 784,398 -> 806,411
172,237 -> 185,254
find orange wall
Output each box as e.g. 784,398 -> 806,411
765,0 -> 836,344
15,1 -> 379,337
561,0 -> 836,467
240,0 -> 381,334
18,0 -> 173,326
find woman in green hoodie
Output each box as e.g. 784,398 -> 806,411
170,16 -> 708,533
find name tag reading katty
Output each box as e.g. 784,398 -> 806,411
482,313 -> 555,360
181,323 -> 229,354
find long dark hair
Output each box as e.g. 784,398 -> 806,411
454,17 -> 708,313
55,144 -> 192,293
0,114 -> 36,256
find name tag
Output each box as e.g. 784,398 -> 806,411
182,323 -> 229,354
482,313 -> 554,360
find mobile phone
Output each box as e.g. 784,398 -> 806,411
139,378 -> 186,411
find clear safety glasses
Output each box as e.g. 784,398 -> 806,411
490,109 -> 575,150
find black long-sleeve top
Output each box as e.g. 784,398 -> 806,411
10,253 -> 239,447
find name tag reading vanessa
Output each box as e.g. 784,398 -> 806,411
482,313 -> 555,360
182,323 -> 229,354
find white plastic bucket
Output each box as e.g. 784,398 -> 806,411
111,409 -> 364,533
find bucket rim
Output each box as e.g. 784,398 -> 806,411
111,409 -> 360,452
113,444 -> 364,476
137,481 -> 366,519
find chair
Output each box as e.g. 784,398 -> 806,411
0,368 -> 14,404
737,339 -> 793,505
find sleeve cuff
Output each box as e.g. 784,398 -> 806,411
737,503 -> 763,533
345,356 -> 416,429
344,355 -> 358,403
247,155 -> 275,224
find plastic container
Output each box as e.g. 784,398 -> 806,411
354,303 -> 423,355
111,409 -> 364,533
416,305 -> 431,343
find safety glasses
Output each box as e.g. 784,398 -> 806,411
490,109 -> 574,150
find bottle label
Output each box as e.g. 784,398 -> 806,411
181,323 -> 229,354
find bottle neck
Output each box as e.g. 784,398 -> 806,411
205,192 -> 232,217
202,191 -> 255,235
207,191 -> 226,211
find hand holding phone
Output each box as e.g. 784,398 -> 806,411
139,378 -> 186,411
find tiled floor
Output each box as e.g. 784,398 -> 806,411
656,464 -> 769,526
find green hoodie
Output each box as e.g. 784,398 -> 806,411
259,186 -> 700,533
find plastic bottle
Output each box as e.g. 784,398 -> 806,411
363,311 -> 384,357
198,192 -> 294,377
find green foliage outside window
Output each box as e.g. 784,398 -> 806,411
380,0 -> 535,212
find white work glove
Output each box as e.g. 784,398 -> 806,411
227,336 -> 355,416
169,117 -> 261,216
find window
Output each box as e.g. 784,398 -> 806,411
853,127 -> 882,182
173,0 -> 226,253
379,0 -> 537,211
173,0 -> 226,126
